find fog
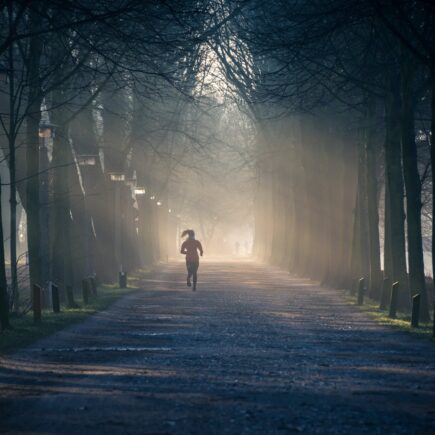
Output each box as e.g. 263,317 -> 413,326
0,0 -> 433,323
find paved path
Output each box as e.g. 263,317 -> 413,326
1,261 -> 434,434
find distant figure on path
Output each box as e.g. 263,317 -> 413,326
235,241 -> 240,256
180,229 -> 203,291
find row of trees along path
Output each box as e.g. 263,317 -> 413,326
0,0 -> 434,383
213,1 -> 435,324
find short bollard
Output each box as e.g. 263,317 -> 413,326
411,294 -> 421,328
389,281 -> 399,318
119,271 -> 127,288
33,284 -> 42,323
379,277 -> 390,310
66,285 -> 76,308
82,279 -> 89,304
89,276 -> 97,296
52,283 -> 60,313
357,278 -> 365,305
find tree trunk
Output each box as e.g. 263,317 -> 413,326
0,177 -> 9,329
26,113 -> 42,289
51,83 -> 74,291
288,131 -> 304,273
299,116 -> 317,278
365,97 -> 382,299
357,138 -> 370,283
384,85 -> 409,310
70,96 -> 104,279
430,68 -> 435,309
339,140 -> 358,289
270,146 -> 286,266
383,180 -> 393,281
25,10 -> 44,290
100,84 -> 129,277
7,17 -> 18,309
137,195 -> 154,266
322,122 -> 346,287
400,55 -> 430,321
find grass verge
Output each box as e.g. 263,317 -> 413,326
0,282 -> 139,354
345,294 -> 434,340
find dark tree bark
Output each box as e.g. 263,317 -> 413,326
69,94 -> 117,282
323,122 -> 346,287
100,83 -> 129,278
365,97 -> 382,299
350,133 -> 370,290
25,26 -> 43,290
270,138 -> 287,267
137,195 -> 154,266
339,138 -> 358,289
299,116 -> 318,278
430,68 -> 435,306
384,82 -> 409,309
336,137 -> 354,288
6,1 -> 19,310
383,180 -> 393,282
0,177 -> 9,329
51,82 -> 74,292
400,54 -> 430,321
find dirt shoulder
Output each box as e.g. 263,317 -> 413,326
0,282 -> 140,354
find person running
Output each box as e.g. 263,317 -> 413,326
180,229 -> 203,291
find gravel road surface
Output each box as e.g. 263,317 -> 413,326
1,260 -> 434,434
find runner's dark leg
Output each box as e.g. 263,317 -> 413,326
192,263 -> 199,290
186,262 -> 192,287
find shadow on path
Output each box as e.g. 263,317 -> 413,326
0,261 -> 434,434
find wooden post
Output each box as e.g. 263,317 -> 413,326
119,271 -> 127,288
411,294 -> 421,328
82,279 -> 89,304
52,283 -> 60,313
89,277 -> 97,296
357,278 -> 365,305
66,285 -> 76,308
379,277 -> 390,310
33,284 -> 42,323
389,281 -> 399,318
